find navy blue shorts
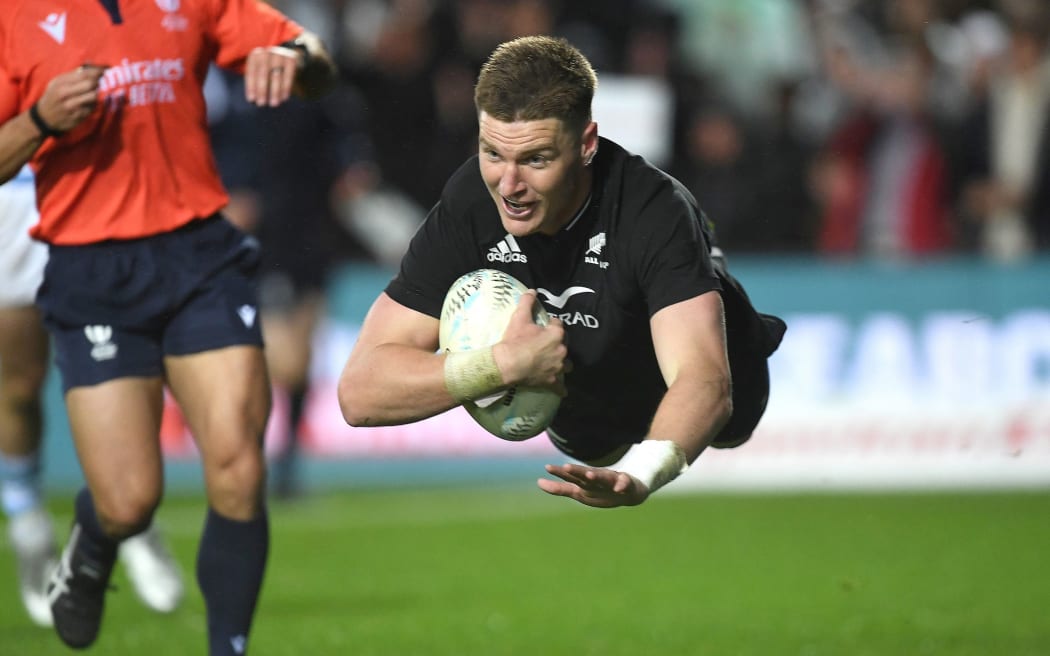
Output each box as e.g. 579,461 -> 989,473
37,216 -> 265,392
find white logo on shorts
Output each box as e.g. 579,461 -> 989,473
84,325 -> 118,361
237,305 -> 257,328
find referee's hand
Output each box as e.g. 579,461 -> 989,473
244,45 -> 300,107
34,64 -> 108,135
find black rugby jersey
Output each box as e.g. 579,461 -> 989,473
387,137 -> 722,458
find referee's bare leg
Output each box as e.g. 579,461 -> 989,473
167,345 -> 271,656
50,375 -> 166,648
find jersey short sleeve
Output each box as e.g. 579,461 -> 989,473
618,165 -> 720,318
207,0 -> 303,72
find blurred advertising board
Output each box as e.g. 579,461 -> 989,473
157,258 -> 1050,490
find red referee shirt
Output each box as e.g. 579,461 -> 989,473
0,0 -> 301,245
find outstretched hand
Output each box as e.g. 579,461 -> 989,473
538,463 -> 650,508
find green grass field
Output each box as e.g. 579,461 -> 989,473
1,486 -> 1047,656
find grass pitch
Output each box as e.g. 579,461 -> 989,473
1,486 -> 1047,656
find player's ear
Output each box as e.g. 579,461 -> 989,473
581,122 -> 598,166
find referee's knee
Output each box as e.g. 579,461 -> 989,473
93,492 -> 160,539
202,442 -> 267,519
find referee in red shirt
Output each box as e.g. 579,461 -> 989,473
0,1 -> 336,653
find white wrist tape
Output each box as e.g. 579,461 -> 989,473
444,348 -> 503,402
612,440 -> 688,493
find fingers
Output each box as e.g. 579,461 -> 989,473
508,291 -> 565,348
550,464 -> 617,489
540,464 -> 639,508
536,475 -> 627,509
37,64 -> 109,134
500,290 -> 568,390
67,69 -> 104,120
515,290 -> 564,329
245,46 -> 299,107
512,290 -> 540,324
79,63 -> 108,77
544,463 -> 594,488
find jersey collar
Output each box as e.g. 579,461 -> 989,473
562,193 -> 592,233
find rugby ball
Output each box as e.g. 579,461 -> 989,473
439,269 -> 561,441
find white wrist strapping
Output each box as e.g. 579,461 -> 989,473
612,440 -> 688,493
444,348 -> 503,402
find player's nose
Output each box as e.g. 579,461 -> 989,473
498,165 -> 525,197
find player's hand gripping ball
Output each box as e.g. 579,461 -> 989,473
439,269 -> 561,441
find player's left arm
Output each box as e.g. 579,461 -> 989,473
538,291 -> 731,507
244,31 -> 337,107
646,289 -> 733,458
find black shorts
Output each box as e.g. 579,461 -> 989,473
37,216 -> 265,392
255,217 -> 332,313
710,262 -> 786,448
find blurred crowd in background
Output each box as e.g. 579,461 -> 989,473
207,0 -> 1050,273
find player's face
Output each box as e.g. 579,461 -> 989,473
478,112 -> 596,237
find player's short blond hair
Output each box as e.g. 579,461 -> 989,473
474,36 -> 597,138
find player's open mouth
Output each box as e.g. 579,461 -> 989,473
502,196 -> 534,218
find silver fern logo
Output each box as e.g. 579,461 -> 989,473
587,232 -> 605,255
585,232 -> 609,269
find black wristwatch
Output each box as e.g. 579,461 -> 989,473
280,35 -> 310,68
29,103 -> 65,139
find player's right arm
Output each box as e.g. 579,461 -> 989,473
0,66 -> 106,183
338,291 -> 566,427
338,292 -> 457,427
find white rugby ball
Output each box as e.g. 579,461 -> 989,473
439,269 -> 561,441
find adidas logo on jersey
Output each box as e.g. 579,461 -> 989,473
486,235 -> 527,263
